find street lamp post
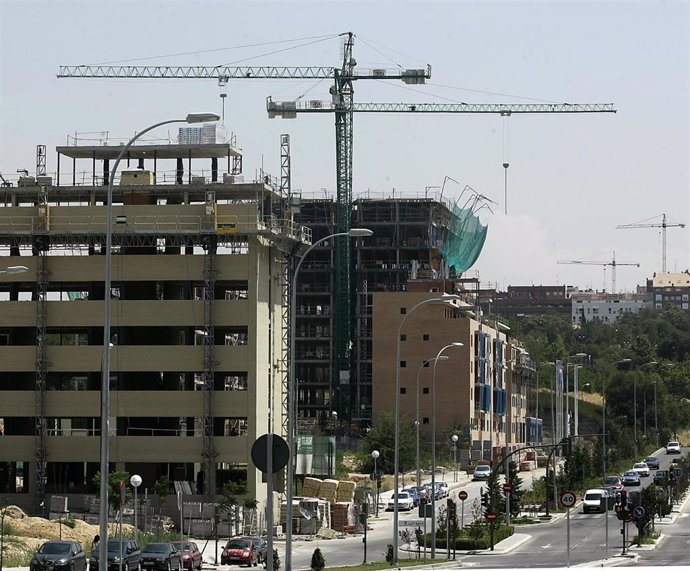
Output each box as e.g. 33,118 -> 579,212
392,295 -> 460,563
451,435 -> 459,483
654,380 -> 658,447
286,228 -> 373,571
371,450 -> 380,517
430,342 -> 463,559
415,357 -> 448,499
130,475 -> 142,536
99,113 -> 220,570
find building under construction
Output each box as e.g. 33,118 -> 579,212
0,135 -> 308,516
293,190 -> 489,431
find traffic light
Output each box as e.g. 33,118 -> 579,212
481,489 -> 490,508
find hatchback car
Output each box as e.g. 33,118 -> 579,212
622,470 -> 641,486
242,538 -> 266,566
31,541 -> 87,571
472,465 -> 491,481
644,456 -> 660,470
170,542 -> 201,571
603,475 -> 623,490
386,491 -> 415,511
140,543 -> 182,571
90,539 -> 141,571
666,441 -> 681,454
631,462 -> 650,477
221,538 -> 257,567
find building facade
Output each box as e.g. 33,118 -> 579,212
647,272 -> 690,312
0,136 -> 307,515
570,291 -> 651,326
371,288 -> 530,464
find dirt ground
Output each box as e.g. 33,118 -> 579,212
2,505 -> 135,562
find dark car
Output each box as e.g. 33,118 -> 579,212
622,470 -> 640,486
170,542 -> 201,571
90,539 -> 141,571
644,456 -> 660,470
220,538 -> 257,567
243,538 -> 266,565
653,469 -> 668,486
31,541 -> 87,571
140,543 -> 182,571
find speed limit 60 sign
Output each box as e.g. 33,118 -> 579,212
560,491 -> 576,508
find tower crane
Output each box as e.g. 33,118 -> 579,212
58,32 -> 617,423
557,251 -> 639,293
616,213 -> 685,273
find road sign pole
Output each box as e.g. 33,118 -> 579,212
605,495 -> 609,559
461,499 -> 465,530
566,507 -> 570,568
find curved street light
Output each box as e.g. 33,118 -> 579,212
392,294 -> 460,562
415,356 -> 448,504
99,112 -> 220,570
430,341 -> 463,559
285,227 -> 373,571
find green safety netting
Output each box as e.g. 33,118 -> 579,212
442,201 -> 488,273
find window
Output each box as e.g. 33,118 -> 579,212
423,334 -> 430,341
400,308 -> 407,315
400,361 -> 406,368
400,387 -> 406,394
400,334 -> 406,341
423,387 -> 429,394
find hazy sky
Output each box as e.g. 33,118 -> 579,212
1,0 -> 688,292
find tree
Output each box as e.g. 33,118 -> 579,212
385,544 -> 395,566
398,529 -> 413,558
153,475 -> 173,539
92,471 -> 131,514
360,411 -> 416,474
310,548 -> 325,571
505,461 -> 524,517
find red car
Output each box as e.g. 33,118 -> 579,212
171,542 -> 202,570
220,538 -> 257,567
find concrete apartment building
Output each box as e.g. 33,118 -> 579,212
371,287 -> 531,463
0,134 -> 308,515
293,193 -> 488,431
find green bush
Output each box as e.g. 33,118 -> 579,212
310,548 -> 325,571
453,525 -> 515,550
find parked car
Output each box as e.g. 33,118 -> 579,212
603,475 -> 623,490
631,462 -> 650,478
242,538 -> 267,566
472,465 -> 491,481
170,542 -> 201,571
140,543 -> 182,571
402,486 -> 420,506
435,481 -> 450,499
386,491 -> 415,511
653,469 -> 669,486
220,538 -> 257,567
90,539 -> 141,571
622,470 -> 641,486
644,456 -> 660,470
583,488 -> 614,514
666,441 -> 681,454
31,541 -> 87,571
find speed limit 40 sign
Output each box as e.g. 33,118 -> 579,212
560,491 -> 576,508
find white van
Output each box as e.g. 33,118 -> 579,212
583,488 -> 613,514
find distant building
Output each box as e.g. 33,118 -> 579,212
494,285 -> 571,319
647,272 -> 690,312
571,292 -> 651,326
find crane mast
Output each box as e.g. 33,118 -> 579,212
58,35 -> 617,423
616,213 -> 686,273
557,251 -> 639,293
